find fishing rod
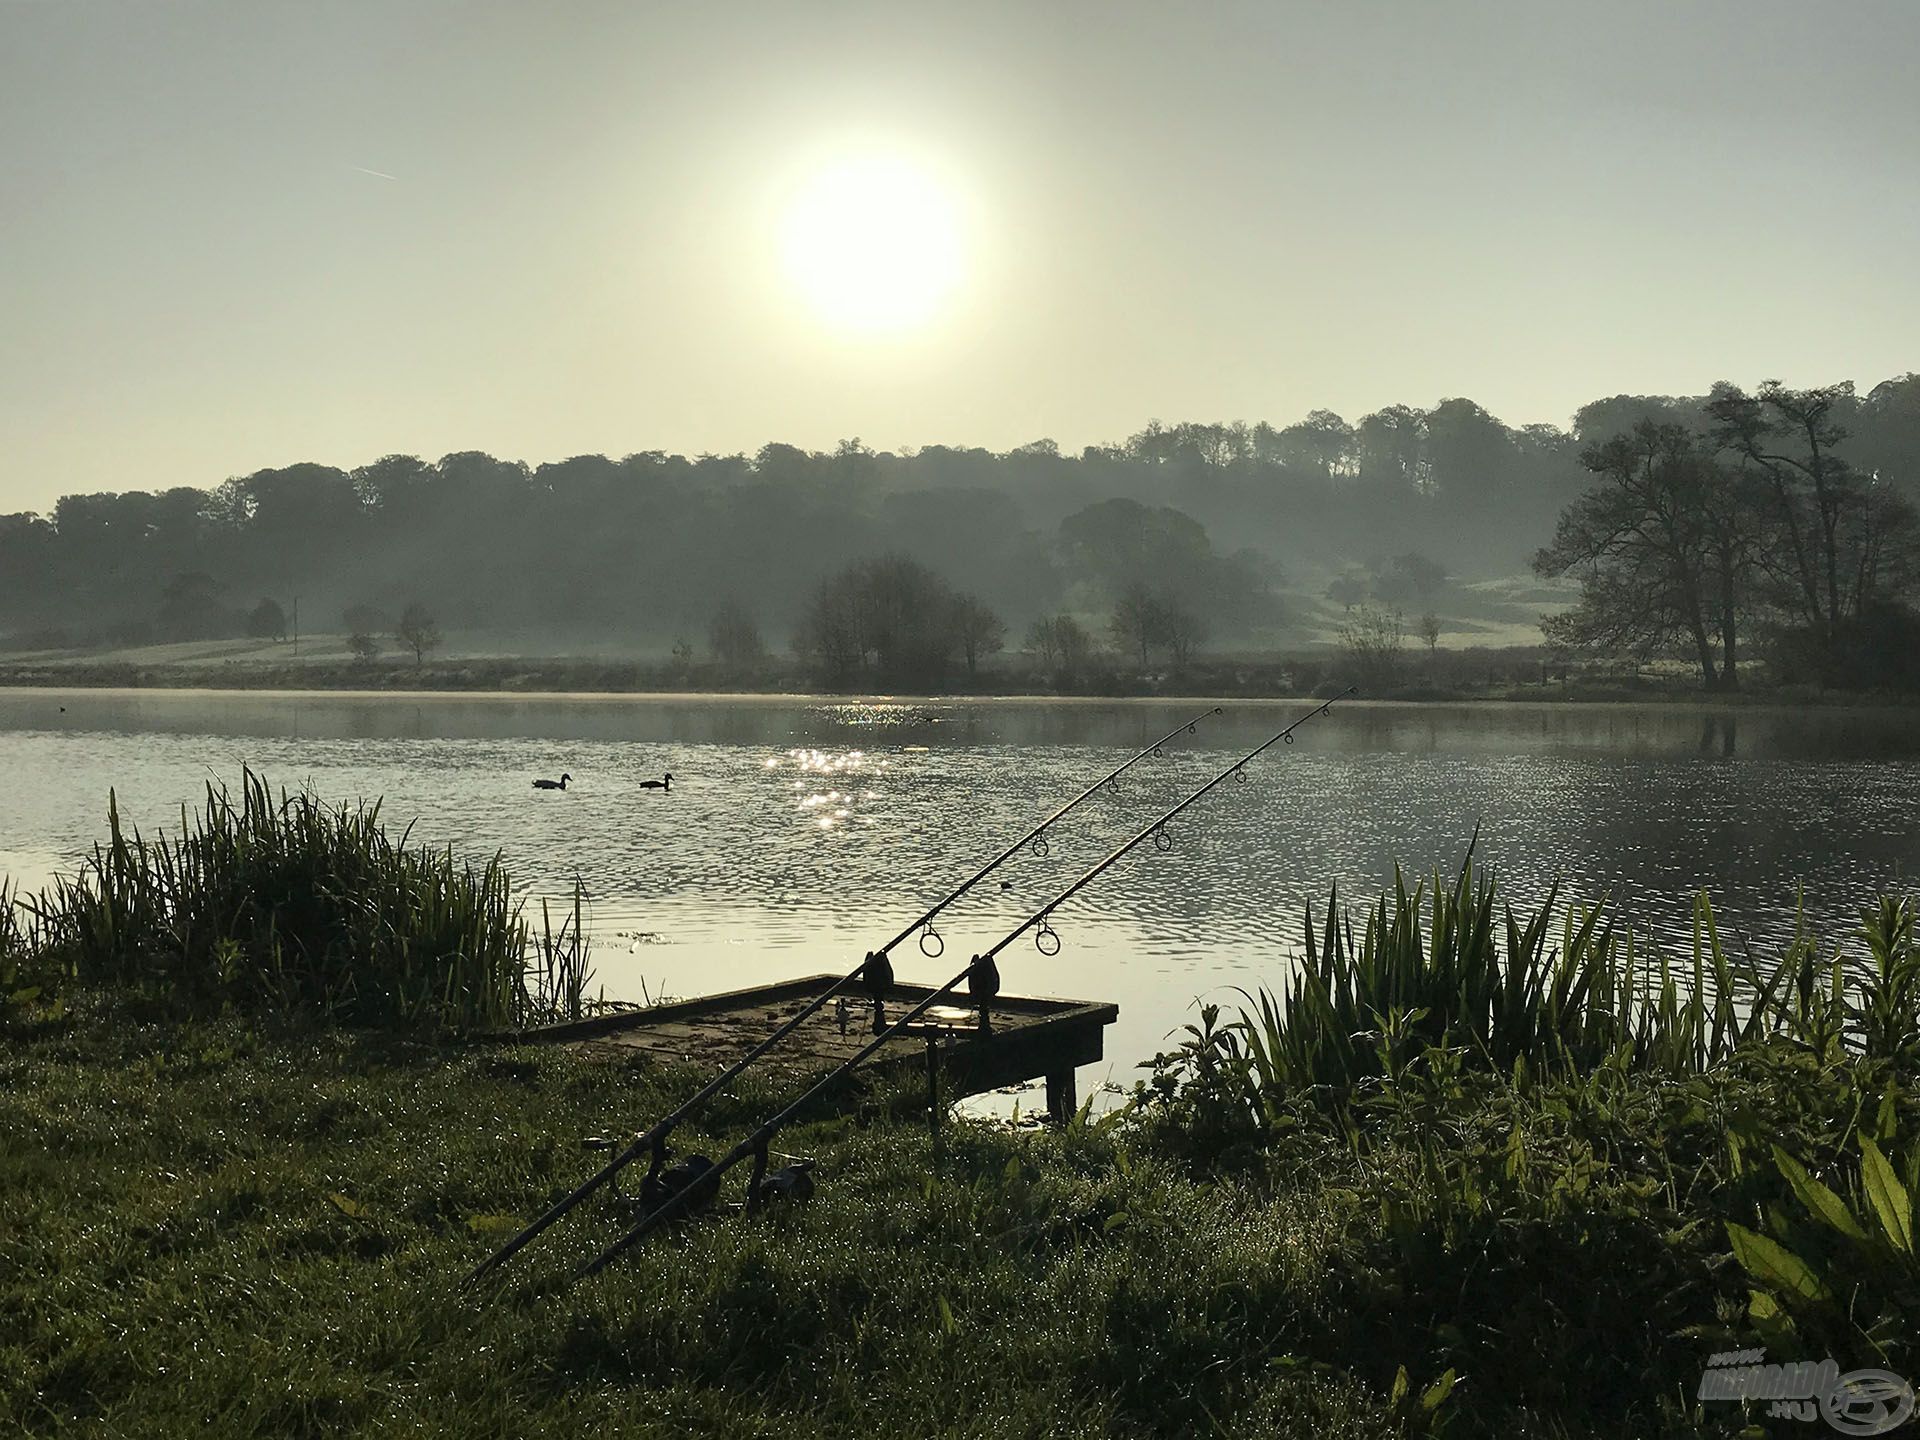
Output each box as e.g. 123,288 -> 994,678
469,702 -> 1224,1282
574,688 -> 1353,1281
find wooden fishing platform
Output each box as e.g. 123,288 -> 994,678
522,975 -> 1119,1121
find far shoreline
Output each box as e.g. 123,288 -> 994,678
2,678 -> 1917,717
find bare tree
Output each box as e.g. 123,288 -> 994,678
1110,582 -> 1162,667
1160,600 -> 1206,668
1417,612 -> 1442,657
1025,616 -> 1063,672
1026,614 -> 1094,685
1337,603 -> 1404,687
794,555 -> 964,687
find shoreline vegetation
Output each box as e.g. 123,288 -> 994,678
5,645 -> 1920,707
5,783 -> 1919,1434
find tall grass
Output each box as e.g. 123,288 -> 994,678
1197,863 -> 1918,1115
1,878 -> 43,1009
19,772 -> 589,1031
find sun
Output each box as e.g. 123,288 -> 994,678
777,152 -> 966,334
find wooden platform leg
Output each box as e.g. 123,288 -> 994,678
1044,1068 -> 1077,1123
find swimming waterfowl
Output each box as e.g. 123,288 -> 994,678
638,772 -> 673,791
532,773 -> 572,790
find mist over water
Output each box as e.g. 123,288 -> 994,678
3,690 -> 1916,1094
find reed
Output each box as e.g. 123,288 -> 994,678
0,879 -> 23,964
1213,864 -> 1918,1110
21,771 -> 589,1031
1,878 -> 43,1008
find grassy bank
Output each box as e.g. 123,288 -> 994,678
6,980 -> 1916,1437
5,791 -> 1919,1436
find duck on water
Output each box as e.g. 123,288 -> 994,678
532,773 -> 572,790
639,773 -> 673,791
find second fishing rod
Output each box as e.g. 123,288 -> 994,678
575,689 -> 1354,1281
468,702 -> 1223,1282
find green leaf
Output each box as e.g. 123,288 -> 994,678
1875,1083 -> 1900,1147
1860,1137 -> 1914,1256
1420,1368 -> 1458,1412
1389,1364 -> 1410,1408
329,1192 -> 369,1220
1102,1211 -> 1130,1232
1746,1289 -> 1798,1348
1726,1222 -> 1830,1303
1772,1145 -> 1867,1241
936,1294 -> 956,1335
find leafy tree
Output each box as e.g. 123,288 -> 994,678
343,602 -> 383,663
1535,422 -> 1754,690
1325,570 -> 1370,610
246,598 -> 287,642
394,602 -> 441,669
1271,409 -> 1356,477
1417,612 -> 1442,657
157,571 -> 234,642
1708,381 -> 1920,651
950,594 -> 1005,680
1355,405 -> 1428,497
1376,552 -> 1449,609
707,600 -> 766,669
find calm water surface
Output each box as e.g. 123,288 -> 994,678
3,689 -> 1917,1098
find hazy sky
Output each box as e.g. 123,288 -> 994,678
4,0 -> 1917,510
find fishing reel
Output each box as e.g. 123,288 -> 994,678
753,1158 -> 817,1208
580,1132 -> 718,1220
861,949 -> 895,1033
967,953 -> 1001,1032
747,1135 -> 818,1211
641,1153 -> 721,1216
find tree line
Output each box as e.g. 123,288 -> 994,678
2,376 -> 1915,689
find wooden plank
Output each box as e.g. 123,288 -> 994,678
515,973 -> 1118,1107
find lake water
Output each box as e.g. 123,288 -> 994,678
3,689 -> 1917,1102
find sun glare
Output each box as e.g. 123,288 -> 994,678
777,152 -> 966,334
